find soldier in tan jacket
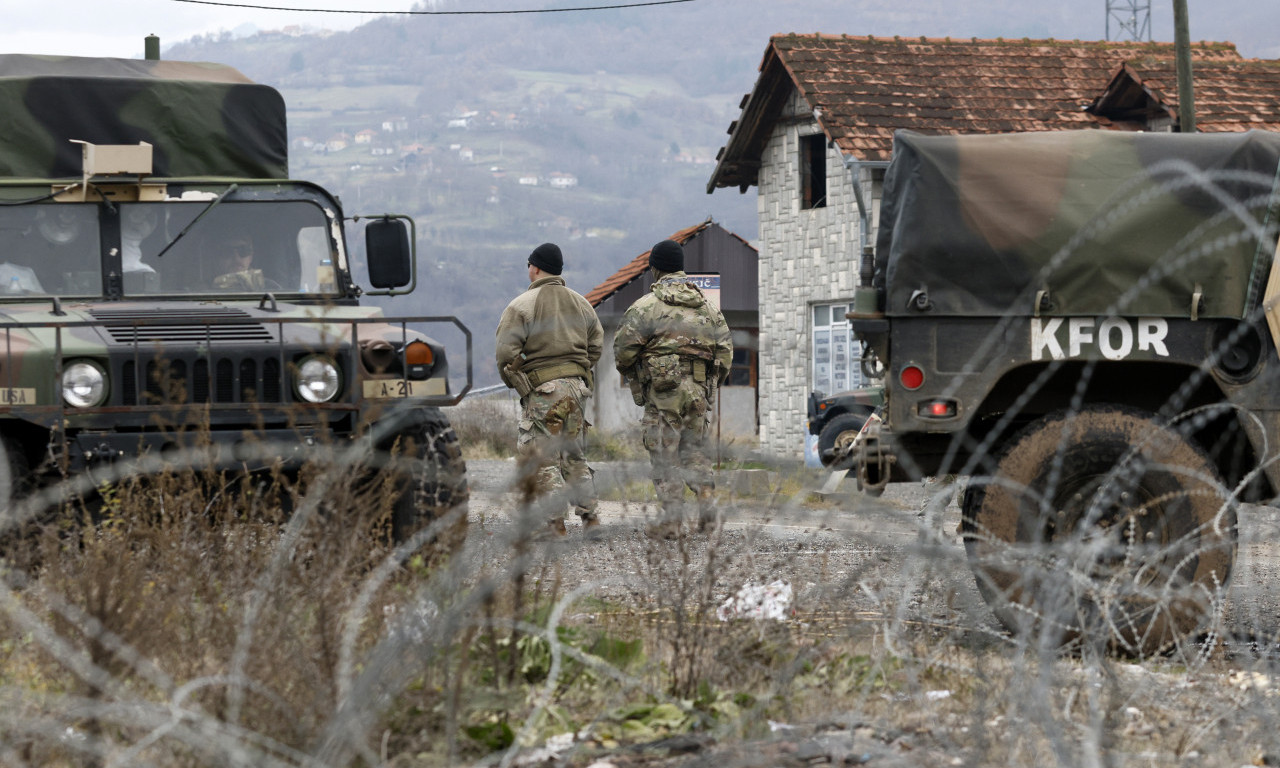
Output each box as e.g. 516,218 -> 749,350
496,243 -> 603,537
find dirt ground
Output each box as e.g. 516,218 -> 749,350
464,458 -> 1280,644
459,458 -> 1280,768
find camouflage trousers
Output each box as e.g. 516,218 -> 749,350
642,376 -> 716,523
516,377 -> 597,522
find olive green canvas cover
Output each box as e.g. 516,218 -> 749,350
875,130 -> 1280,319
0,54 -> 287,180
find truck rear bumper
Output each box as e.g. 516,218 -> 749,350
846,413 -> 894,494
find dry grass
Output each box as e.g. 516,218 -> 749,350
0,425 -> 1278,767
450,396 -> 520,460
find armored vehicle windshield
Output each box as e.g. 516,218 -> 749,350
0,198 -> 343,298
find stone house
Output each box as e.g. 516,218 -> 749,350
706,34 -> 1247,459
584,219 -> 759,440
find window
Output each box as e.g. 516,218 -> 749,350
800,133 -> 827,210
118,201 -> 333,296
812,302 -> 861,397
726,330 -> 758,387
0,204 -> 100,296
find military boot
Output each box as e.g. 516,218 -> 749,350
696,488 -> 719,533
645,519 -> 681,540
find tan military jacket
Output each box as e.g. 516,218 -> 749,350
495,275 -> 603,389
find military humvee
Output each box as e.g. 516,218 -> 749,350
849,129 -> 1280,653
806,386 -> 882,470
0,53 -> 469,547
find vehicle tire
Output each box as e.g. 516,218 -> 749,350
377,407 -> 470,562
0,435 -> 39,570
817,412 -> 869,470
960,405 -> 1236,656
0,435 -> 25,515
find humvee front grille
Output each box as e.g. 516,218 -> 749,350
91,308 -> 274,344
0,313 -> 468,421
121,355 -> 285,405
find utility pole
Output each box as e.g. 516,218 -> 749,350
1173,0 -> 1196,132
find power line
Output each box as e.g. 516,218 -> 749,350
171,0 -> 694,14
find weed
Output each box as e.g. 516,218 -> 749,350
1,421 -> 1276,767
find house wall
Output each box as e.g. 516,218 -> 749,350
593,322 -> 644,431
755,90 -> 864,458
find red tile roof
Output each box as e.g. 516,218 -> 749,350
585,219 -> 714,307
708,34 -> 1242,191
1088,57 -> 1280,132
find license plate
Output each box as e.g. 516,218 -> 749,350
362,378 -> 446,399
0,388 -> 35,405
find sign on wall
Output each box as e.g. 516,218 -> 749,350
686,273 -> 721,309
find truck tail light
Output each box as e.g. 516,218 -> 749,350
900,365 -> 925,390
917,398 -> 958,419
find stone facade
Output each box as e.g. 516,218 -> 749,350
755,90 -> 876,458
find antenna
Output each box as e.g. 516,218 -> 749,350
1106,0 -> 1152,42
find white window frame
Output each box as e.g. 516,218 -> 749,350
811,301 -> 861,397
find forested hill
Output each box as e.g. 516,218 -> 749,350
162,0 -> 1274,388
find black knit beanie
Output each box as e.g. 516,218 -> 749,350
648,239 -> 684,273
528,242 -> 563,275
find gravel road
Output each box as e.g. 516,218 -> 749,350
453,458 -> 1280,767
462,458 -> 1280,651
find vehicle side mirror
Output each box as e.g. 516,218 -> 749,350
365,217 -> 412,289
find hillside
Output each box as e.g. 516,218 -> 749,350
163,0 -> 1278,387
167,3 -> 775,388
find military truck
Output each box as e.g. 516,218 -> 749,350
806,386 -> 881,471
0,53 -> 469,548
848,129 -> 1280,653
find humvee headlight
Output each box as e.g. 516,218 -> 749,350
62,360 -> 108,408
295,356 -> 341,403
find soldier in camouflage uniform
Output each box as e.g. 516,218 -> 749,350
614,239 -> 733,538
496,243 -> 604,536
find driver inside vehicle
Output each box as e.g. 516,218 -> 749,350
211,234 -> 273,291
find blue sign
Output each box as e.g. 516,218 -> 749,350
687,273 -> 721,309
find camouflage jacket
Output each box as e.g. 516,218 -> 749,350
614,272 -> 733,384
495,276 -> 603,389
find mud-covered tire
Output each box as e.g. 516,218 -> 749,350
0,436 -> 24,519
817,412 -> 868,470
0,435 -> 41,571
961,406 -> 1236,655
378,407 -> 469,561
